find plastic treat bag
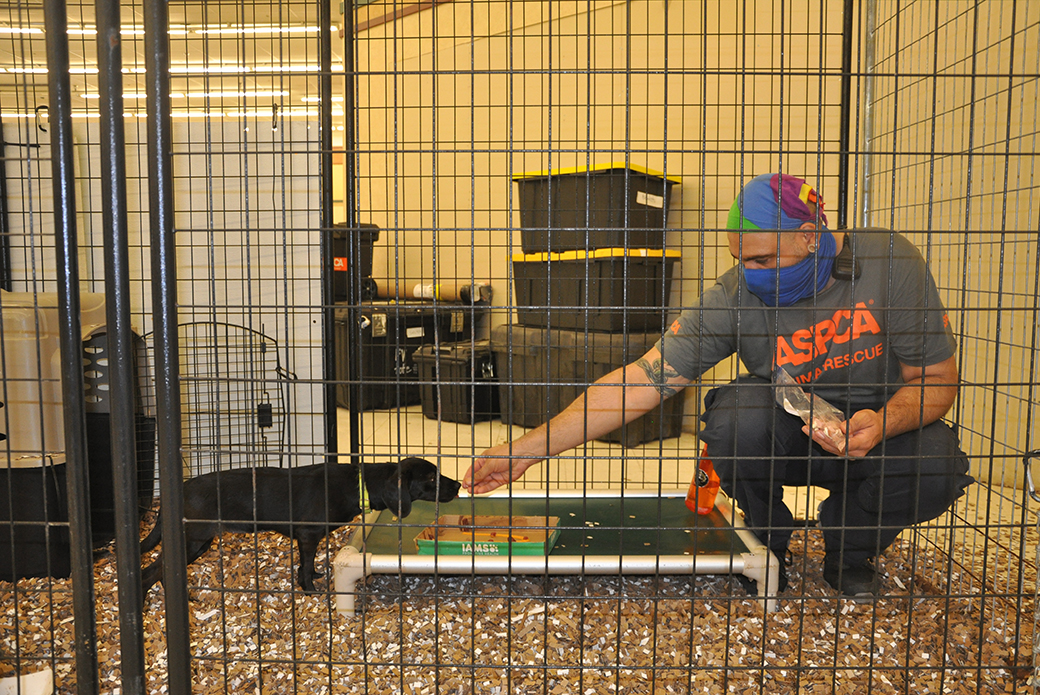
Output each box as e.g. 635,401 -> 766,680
773,366 -> 848,453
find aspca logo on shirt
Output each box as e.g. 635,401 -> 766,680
775,302 -> 882,368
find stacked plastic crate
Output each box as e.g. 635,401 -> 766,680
494,164 -> 684,447
332,223 -> 499,421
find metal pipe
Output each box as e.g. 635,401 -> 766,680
321,0 -> 340,461
860,0 -> 879,228
41,1 -> 98,693
142,0 -> 191,690
94,0 -> 146,689
837,0 -> 855,229
342,0 -> 363,464
0,126 -> 11,291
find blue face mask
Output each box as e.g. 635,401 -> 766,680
742,231 -> 836,306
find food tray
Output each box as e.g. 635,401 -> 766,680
415,514 -> 561,556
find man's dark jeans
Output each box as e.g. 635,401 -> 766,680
698,376 -> 974,564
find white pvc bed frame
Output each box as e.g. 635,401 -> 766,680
333,489 -> 781,615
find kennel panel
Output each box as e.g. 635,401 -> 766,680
860,0 -> 1040,675
2,0 -> 1038,693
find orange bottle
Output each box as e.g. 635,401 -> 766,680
686,444 -> 720,515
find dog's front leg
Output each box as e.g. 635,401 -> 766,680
141,554 -> 164,600
295,534 -> 321,592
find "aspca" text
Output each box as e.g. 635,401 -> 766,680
775,302 -> 882,368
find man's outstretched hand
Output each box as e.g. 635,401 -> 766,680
462,444 -> 538,494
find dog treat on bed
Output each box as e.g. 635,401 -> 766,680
373,278 -> 492,304
415,514 -> 561,556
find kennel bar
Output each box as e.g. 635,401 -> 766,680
0,127 -> 10,290
321,0 -> 340,461
333,490 -> 781,616
142,0 -> 192,687
94,0 -> 149,686
40,0 -> 100,690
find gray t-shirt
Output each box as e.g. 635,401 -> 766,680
656,231 -> 957,411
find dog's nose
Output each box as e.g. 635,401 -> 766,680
441,478 -> 462,500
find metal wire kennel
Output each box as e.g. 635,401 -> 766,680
0,1 -> 1038,694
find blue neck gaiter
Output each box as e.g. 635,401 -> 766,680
742,231 -> 837,306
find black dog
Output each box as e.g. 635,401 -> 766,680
140,457 -> 460,595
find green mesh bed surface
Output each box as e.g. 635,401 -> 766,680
358,496 -> 751,558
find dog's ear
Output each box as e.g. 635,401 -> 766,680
380,470 -> 413,518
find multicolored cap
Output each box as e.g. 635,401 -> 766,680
726,173 -> 828,231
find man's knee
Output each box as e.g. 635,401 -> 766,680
856,421 -> 974,524
699,377 -> 801,461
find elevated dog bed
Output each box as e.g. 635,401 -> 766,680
333,490 -> 781,614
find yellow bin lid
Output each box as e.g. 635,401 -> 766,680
512,162 -> 682,185
513,247 -> 682,263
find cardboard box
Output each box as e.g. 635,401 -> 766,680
415,514 -> 561,556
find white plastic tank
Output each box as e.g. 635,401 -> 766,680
0,290 -> 107,468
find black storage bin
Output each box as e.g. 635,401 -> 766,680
0,412 -> 156,580
491,324 -> 684,447
84,412 -> 158,548
335,301 -> 479,411
513,163 -> 679,254
512,247 -> 680,332
82,331 -> 157,548
331,223 -> 380,303
0,293 -> 156,580
0,462 -> 71,580
488,325 -> 569,428
413,340 -> 499,422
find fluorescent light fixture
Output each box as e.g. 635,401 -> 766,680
195,24 -> 320,35
3,23 -> 322,36
301,96 -> 344,103
226,108 -> 318,118
3,109 -> 326,121
66,26 -> 144,35
168,63 -> 343,75
81,92 -> 180,100
184,90 -> 289,99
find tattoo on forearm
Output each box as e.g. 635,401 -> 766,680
636,357 -> 681,398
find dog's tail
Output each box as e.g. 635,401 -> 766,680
139,510 -> 163,554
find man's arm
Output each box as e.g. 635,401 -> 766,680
806,355 -> 959,458
463,346 -> 691,493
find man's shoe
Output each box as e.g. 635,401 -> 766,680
823,553 -> 879,599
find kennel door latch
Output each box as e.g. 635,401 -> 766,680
257,402 -> 274,429
1025,450 -> 1040,504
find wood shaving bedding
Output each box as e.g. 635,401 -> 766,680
0,519 -> 1032,694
